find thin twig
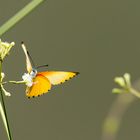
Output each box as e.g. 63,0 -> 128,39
0,0 -> 46,36
2,81 -> 26,85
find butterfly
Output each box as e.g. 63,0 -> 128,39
21,42 -> 79,98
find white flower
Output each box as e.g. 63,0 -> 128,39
22,73 -> 33,87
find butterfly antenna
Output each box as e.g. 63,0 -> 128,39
37,64 -> 49,69
21,42 -> 36,68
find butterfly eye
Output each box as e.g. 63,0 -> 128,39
30,69 -> 37,77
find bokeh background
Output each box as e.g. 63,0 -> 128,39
0,0 -> 140,140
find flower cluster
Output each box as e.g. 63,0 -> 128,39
0,39 -> 15,61
112,73 -> 131,94
0,39 -> 15,96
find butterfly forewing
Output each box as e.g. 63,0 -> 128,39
38,71 -> 79,85
26,74 -> 51,98
21,43 -> 32,73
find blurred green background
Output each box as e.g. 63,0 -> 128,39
1,0 -> 140,140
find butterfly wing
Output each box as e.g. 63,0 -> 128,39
21,42 -> 32,73
38,71 -> 79,85
26,74 -> 51,98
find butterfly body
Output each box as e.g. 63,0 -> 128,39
22,69 -> 37,87
21,43 -> 79,98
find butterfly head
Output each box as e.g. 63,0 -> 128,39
30,68 -> 37,78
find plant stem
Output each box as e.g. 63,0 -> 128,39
129,87 -> 140,98
0,0 -> 46,36
0,60 -> 12,140
101,80 -> 140,140
101,94 -> 135,140
2,81 -> 26,85
0,89 -> 12,140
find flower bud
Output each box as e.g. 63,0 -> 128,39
124,73 -> 131,87
0,39 -> 15,60
114,77 -> 125,87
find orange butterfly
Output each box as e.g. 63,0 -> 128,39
21,42 -> 79,98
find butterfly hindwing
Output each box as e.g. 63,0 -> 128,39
26,74 -> 51,98
38,71 -> 79,85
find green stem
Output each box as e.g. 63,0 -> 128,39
2,81 -> 26,85
101,94 -> 135,140
101,80 -> 140,140
0,89 -> 12,140
0,60 -> 12,140
0,0 -> 46,36
129,87 -> 140,98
